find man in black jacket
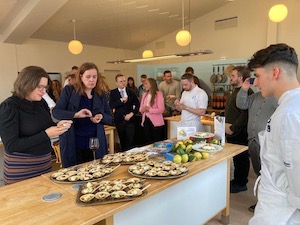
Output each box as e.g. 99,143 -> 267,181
225,66 -> 253,193
110,74 -> 140,151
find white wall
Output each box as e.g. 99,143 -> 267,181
0,39 -> 137,102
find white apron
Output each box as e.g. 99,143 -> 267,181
179,119 -> 202,132
249,132 -> 300,225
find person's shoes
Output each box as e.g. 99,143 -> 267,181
230,183 -> 247,193
248,204 -> 256,212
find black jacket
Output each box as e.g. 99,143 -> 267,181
109,87 -> 140,125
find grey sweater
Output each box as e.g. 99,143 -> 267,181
236,89 -> 278,144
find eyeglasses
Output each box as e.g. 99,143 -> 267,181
37,85 -> 49,91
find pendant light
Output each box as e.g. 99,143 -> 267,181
68,19 -> 83,55
142,33 -> 153,58
176,0 -> 191,46
268,4 -> 288,23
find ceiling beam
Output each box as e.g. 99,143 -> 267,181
0,0 -> 68,44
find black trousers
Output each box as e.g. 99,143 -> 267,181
143,117 -> 165,145
227,135 -> 250,186
116,120 -> 135,151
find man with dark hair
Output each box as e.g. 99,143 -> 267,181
174,73 -> 208,131
225,66 -> 253,193
248,43 -> 300,225
138,74 -> 147,100
110,74 -> 140,151
158,70 -> 181,117
185,66 -> 211,98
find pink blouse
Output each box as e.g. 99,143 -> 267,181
139,91 -> 165,127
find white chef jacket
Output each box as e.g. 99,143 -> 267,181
179,86 -> 208,131
249,87 -> 300,225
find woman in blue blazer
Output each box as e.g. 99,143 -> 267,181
53,62 -> 112,168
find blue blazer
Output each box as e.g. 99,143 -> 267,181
52,85 -> 112,168
109,87 -> 140,125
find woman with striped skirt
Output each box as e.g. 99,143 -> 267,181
0,66 -> 72,185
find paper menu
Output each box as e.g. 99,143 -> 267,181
177,127 -> 196,140
214,116 -> 225,146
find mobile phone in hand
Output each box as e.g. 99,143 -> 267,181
249,77 -> 255,85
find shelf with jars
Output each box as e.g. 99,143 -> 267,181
210,63 -> 246,110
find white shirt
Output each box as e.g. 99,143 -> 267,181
43,93 -> 56,109
179,86 -> 208,131
250,87 -> 300,225
118,88 -> 128,98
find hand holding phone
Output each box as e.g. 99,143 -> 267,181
249,77 -> 255,85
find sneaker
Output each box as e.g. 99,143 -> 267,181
230,183 -> 247,193
248,204 -> 256,212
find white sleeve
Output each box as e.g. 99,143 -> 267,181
43,93 -> 56,109
281,114 -> 300,208
197,89 -> 208,109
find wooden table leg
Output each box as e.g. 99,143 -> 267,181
94,215 -> 114,225
105,129 -> 114,154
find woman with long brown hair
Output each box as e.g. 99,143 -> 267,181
139,78 -> 165,144
53,62 -> 112,167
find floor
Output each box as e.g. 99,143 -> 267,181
0,146 -> 256,224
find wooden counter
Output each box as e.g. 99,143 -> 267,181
164,115 -> 214,139
0,143 -> 247,225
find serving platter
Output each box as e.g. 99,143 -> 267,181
192,143 -> 223,154
76,178 -> 148,206
127,160 -> 188,180
101,151 -> 148,165
50,163 -> 120,184
190,132 -> 215,139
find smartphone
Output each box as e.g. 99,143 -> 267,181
249,77 -> 255,85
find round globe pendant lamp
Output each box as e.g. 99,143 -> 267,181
142,50 -> 154,58
268,4 -> 288,23
176,0 -> 191,46
68,19 -> 83,55
176,30 -> 191,47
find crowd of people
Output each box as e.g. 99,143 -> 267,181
0,43 -> 299,225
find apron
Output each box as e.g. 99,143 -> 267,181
249,132 -> 300,225
179,119 -> 202,132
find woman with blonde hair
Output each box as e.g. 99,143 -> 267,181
139,78 -> 165,144
53,62 -> 112,167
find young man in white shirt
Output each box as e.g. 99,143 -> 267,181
248,43 -> 300,225
174,73 -> 208,131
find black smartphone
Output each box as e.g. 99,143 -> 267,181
249,77 -> 255,84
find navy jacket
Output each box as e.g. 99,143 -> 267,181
52,85 -> 112,168
109,87 -> 140,125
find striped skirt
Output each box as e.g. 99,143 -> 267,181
4,152 -> 52,185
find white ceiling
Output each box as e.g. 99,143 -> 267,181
0,0 -> 232,50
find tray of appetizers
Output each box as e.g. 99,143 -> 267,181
101,151 -> 148,165
127,160 -> 189,180
50,163 -> 120,184
76,178 -> 150,206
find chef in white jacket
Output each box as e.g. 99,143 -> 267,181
248,43 -> 300,225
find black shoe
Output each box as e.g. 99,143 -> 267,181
248,204 -> 256,212
230,183 -> 247,193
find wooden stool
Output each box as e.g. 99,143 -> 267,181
52,140 -> 61,164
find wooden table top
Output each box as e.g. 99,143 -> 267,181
164,115 -> 214,126
0,143 -> 247,225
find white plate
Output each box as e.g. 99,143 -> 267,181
190,132 -> 215,139
192,143 -> 223,154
